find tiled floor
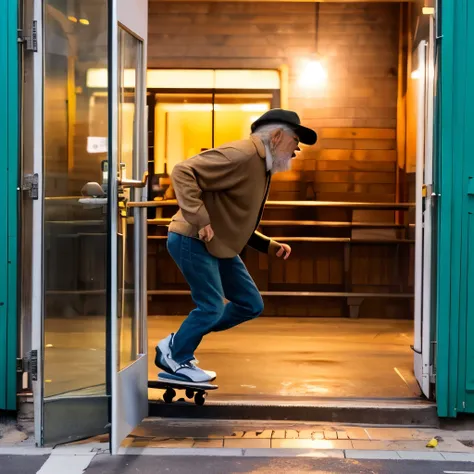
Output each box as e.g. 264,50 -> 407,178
116,421 -> 474,453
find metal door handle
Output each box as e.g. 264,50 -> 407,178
118,171 -> 149,189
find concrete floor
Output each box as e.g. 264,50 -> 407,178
147,317 -> 420,401
85,456 -> 474,474
43,316 -> 419,400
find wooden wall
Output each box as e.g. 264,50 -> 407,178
42,1 -> 414,320
148,1 -> 400,204
144,1 -> 413,319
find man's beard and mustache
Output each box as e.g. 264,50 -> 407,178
270,144 -> 293,174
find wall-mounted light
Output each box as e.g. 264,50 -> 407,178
299,2 -> 327,89
299,57 -> 327,88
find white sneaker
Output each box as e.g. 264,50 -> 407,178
155,334 -> 215,383
190,358 -> 217,381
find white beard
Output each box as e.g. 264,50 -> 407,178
272,156 -> 292,174
264,142 -> 292,175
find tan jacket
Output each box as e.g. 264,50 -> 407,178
168,136 -> 280,258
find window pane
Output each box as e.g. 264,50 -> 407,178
43,0 -> 108,397
154,93 -> 213,176
213,94 -> 272,148
117,28 -> 141,370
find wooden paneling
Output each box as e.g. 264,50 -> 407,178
148,1 -> 399,203
147,237 -> 414,318
141,2 -> 413,319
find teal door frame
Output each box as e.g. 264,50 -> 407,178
0,0 -> 19,411
436,0 -> 474,417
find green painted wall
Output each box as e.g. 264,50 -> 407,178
0,0 -> 19,411
436,0 -> 474,417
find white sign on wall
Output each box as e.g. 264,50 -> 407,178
87,136 -> 108,153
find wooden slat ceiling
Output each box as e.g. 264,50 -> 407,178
155,1 -> 415,3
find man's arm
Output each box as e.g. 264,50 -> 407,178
170,149 -> 245,229
247,230 -> 279,254
247,231 -> 292,259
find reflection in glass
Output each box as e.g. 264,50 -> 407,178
43,0 -> 108,397
117,28 -> 141,370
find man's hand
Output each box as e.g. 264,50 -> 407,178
198,224 -> 214,242
276,243 -> 291,260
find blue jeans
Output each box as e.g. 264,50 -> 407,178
166,232 -> 264,364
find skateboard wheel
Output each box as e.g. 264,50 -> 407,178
185,388 -> 194,399
194,392 -> 206,406
163,388 -> 176,404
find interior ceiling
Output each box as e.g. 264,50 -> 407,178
155,0 -> 414,3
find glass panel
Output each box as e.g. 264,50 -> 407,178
43,0 -> 108,397
117,28 -> 141,370
153,93 -> 213,176
213,94 -> 272,148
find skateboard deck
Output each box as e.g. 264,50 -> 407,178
148,373 -> 218,406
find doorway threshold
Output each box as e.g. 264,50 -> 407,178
148,396 -> 438,427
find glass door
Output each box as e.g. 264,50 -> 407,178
413,16 -> 436,399
30,0 -> 111,447
29,0 -> 148,450
108,0 -> 149,455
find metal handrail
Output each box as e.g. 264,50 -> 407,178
47,196 -> 415,210
127,199 -> 415,210
147,217 -> 413,228
147,289 -> 413,298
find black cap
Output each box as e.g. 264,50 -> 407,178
251,108 -> 317,145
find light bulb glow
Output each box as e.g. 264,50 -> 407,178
411,69 -> 421,80
298,59 -> 328,88
79,18 -> 90,25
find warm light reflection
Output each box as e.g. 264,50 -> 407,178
79,18 -> 90,25
86,68 -> 281,90
411,69 -> 421,80
298,59 -> 328,88
68,15 -> 78,22
240,103 -> 269,112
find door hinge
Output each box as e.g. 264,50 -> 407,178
429,364 -> 436,384
28,350 -> 38,381
21,173 -> 39,199
18,21 -> 38,52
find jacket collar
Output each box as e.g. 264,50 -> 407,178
251,135 -> 266,159
250,135 -> 272,174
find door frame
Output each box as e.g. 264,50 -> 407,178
27,0 -> 149,447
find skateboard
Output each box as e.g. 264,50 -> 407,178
149,373 -> 218,406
